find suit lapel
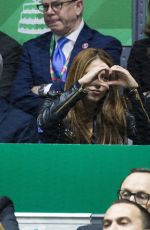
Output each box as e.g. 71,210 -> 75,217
68,24 -> 93,70
36,32 -> 52,82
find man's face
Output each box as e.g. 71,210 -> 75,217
42,0 -> 83,36
120,172 -> 150,212
103,203 -> 144,230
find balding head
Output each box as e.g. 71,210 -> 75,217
103,200 -> 150,230
119,168 -> 150,212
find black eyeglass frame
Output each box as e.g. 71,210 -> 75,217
37,0 -> 77,12
117,189 -> 150,206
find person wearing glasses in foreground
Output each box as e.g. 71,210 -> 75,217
77,168 -> 150,230
118,168 -> 150,212
37,48 -> 150,144
103,200 -> 150,230
11,0 -> 122,117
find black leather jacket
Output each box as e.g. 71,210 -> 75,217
37,82 -> 150,144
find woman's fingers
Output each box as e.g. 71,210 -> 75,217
79,66 -> 110,86
109,65 -> 138,88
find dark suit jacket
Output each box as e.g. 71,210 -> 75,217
11,24 -> 122,116
77,224 -> 102,230
0,98 -> 38,143
0,196 -> 19,230
0,31 -> 21,101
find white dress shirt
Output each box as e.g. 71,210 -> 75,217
44,19 -> 84,94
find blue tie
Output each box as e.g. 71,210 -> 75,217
52,37 -> 69,81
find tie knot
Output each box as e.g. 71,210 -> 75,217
57,37 -> 69,48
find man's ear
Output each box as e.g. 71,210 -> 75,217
75,0 -> 83,16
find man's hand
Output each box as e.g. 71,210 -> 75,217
31,86 -> 41,95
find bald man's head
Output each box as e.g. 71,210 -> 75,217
119,168 -> 150,212
103,200 -> 150,230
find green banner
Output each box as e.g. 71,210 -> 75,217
0,144 -> 149,213
0,0 -> 132,45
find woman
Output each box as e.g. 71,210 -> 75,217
38,48 -> 150,144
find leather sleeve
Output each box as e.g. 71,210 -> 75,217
126,88 -> 150,144
37,81 -> 87,129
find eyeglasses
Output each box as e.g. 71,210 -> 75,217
118,189 -> 150,205
37,0 -> 77,13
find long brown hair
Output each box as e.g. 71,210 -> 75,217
65,48 -> 127,144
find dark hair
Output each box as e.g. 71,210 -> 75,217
130,168 -> 150,174
107,199 -> 150,229
0,196 -> 14,212
144,0 -> 150,36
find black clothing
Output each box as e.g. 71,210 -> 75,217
127,38 -> 150,121
77,224 -> 102,230
0,196 -> 19,230
0,31 -> 21,101
127,38 -> 150,92
38,82 -> 150,144
0,98 -> 38,143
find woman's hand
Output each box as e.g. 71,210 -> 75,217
108,65 -> 139,88
78,65 -> 109,88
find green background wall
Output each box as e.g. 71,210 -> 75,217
0,144 -> 150,213
0,0 -> 132,45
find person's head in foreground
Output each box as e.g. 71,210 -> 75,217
118,168 -> 150,212
65,48 -> 138,144
103,199 -> 150,230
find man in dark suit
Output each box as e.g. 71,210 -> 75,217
11,0 -> 122,117
0,31 -> 21,101
0,196 -> 19,230
0,55 -> 38,143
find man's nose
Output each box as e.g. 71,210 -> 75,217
129,194 -> 135,202
108,222 -> 119,230
46,5 -> 55,14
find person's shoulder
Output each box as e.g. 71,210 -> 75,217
0,196 -> 19,230
83,24 -> 121,45
23,31 -> 52,46
133,38 -> 150,47
0,196 -> 14,213
77,224 -> 102,230
0,31 -> 21,48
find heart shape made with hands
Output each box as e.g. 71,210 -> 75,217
97,65 -> 138,88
